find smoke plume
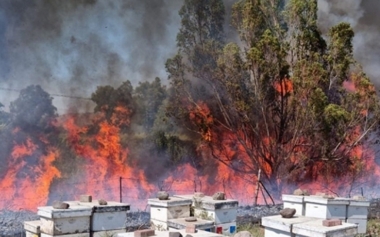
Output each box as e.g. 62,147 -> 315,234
0,0 -> 379,113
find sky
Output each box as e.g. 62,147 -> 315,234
0,0 -> 378,114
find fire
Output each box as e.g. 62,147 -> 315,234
0,138 -> 61,210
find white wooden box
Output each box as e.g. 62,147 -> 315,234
214,222 -> 236,235
167,217 -> 214,231
282,195 -> 305,216
26,231 -> 40,237
262,215 -> 317,233
151,205 -> 190,222
150,218 -> 169,231
148,197 -> 192,222
38,206 -> 92,235
92,228 -> 126,237
347,200 -> 369,219
292,219 -> 357,237
346,218 -> 367,234
304,196 -> 349,219
194,208 -> 237,224
41,233 -> 89,237
76,201 -> 130,231
24,220 -> 41,236
264,227 -> 293,237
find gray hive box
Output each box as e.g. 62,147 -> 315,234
72,200 -> 130,232
37,205 -> 93,236
346,198 -> 370,234
304,196 -> 349,220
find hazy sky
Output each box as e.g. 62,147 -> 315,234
0,0 -> 378,113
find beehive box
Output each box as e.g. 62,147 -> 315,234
262,215 -> 317,234
150,219 -> 169,231
92,228 -> 126,237
38,205 -> 92,236
347,199 -> 369,219
24,220 -> 41,237
148,197 -> 192,223
190,196 -> 238,225
117,229 -> 225,237
214,222 -> 236,235
264,227 -> 292,237
346,218 -> 367,234
282,194 -> 305,216
304,196 -> 349,219
292,219 -> 357,237
167,217 -> 214,231
40,233 -> 89,237
75,200 -> 130,231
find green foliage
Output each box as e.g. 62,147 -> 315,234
133,77 -> 167,131
165,0 -> 380,197
9,85 -> 57,130
91,81 -> 135,128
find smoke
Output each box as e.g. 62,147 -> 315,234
0,0 -> 379,114
0,0 -> 182,113
317,0 -> 380,87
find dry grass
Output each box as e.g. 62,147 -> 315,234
237,223 -> 264,237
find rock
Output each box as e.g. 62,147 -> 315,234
293,189 -> 309,196
157,191 -> 169,200
212,192 -> 225,200
280,208 -> 296,218
233,231 -> 253,237
193,192 -> 205,198
98,199 -> 107,205
52,201 -> 70,209
185,217 -> 197,222
353,195 -> 366,200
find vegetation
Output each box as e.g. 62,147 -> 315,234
0,0 -> 379,200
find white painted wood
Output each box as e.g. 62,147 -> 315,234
292,219 -> 357,237
346,218 -> 367,234
92,211 -> 127,231
25,231 -> 40,237
92,228 -> 126,237
150,218 -> 169,231
148,197 -> 192,207
264,227 -> 293,237
24,220 -> 41,234
194,208 -> 237,224
261,215 -> 317,233
40,233 -> 89,237
167,217 -> 214,230
304,203 -> 347,219
150,205 -> 190,222
40,216 -> 90,235
347,200 -> 369,219
37,206 -> 93,219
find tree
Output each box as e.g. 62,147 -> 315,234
91,81 -> 135,128
166,0 -> 380,197
10,85 -> 57,131
133,77 -> 168,131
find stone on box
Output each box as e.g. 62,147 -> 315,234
134,229 -> 155,237
79,195 -> 92,203
322,219 -> 342,227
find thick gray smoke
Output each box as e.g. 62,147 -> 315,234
318,0 -> 380,87
0,0 -> 182,113
0,0 -> 378,113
